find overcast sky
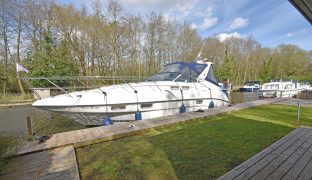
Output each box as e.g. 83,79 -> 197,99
57,0 -> 312,50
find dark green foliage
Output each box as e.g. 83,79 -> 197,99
218,48 -> 234,81
260,57 -> 275,81
24,31 -> 79,87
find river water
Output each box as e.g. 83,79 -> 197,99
0,107 -> 85,157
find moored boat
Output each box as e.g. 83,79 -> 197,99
239,81 -> 261,92
32,60 -> 230,126
261,79 -> 303,98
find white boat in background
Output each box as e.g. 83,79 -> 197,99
261,79 -> 303,98
33,60 -> 230,126
239,81 -> 261,92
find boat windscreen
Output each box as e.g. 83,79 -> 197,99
145,72 -> 180,81
145,62 -> 206,82
160,62 -> 205,77
244,81 -> 260,86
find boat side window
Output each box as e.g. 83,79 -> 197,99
286,84 -> 292,89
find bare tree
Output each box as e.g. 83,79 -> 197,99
0,0 -> 11,94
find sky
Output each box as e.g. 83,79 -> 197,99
57,0 -> 312,50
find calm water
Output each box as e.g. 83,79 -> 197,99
0,106 -> 85,157
230,91 -> 261,104
0,107 -> 84,138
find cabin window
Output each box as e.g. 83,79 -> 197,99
141,104 -> 153,109
266,85 -> 279,90
111,105 -> 126,110
285,84 -> 292,89
196,100 -> 203,104
170,86 -> 179,90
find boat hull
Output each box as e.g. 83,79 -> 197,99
37,98 -> 228,126
261,90 -> 299,98
239,87 -> 260,92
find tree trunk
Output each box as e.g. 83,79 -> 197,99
2,16 -> 8,95
243,53 -> 250,83
16,16 -> 25,94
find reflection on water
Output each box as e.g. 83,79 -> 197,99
0,107 -> 84,138
0,107 -> 85,157
230,91 -> 261,104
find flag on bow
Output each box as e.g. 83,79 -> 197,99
16,63 -> 29,74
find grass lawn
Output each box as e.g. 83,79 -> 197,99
76,104 -> 312,179
0,93 -> 33,104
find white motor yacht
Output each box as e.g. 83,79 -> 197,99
32,60 -> 230,126
261,80 -> 303,98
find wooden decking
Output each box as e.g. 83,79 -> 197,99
219,127 -> 312,180
0,146 -> 79,180
18,98 -> 281,155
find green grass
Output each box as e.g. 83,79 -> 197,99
231,104 -> 312,127
0,93 -> 33,104
77,104 -> 312,179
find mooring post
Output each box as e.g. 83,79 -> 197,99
297,99 -> 301,122
26,116 -> 33,141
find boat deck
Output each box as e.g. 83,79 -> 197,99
219,127 -> 312,180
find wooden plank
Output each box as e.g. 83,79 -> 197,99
281,140 -> 312,179
266,130 -> 312,180
218,127 -> 308,180
0,146 -> 79,180
250,128 -> 312,179
233,128 -> 311,180
296,149 -> 312,180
